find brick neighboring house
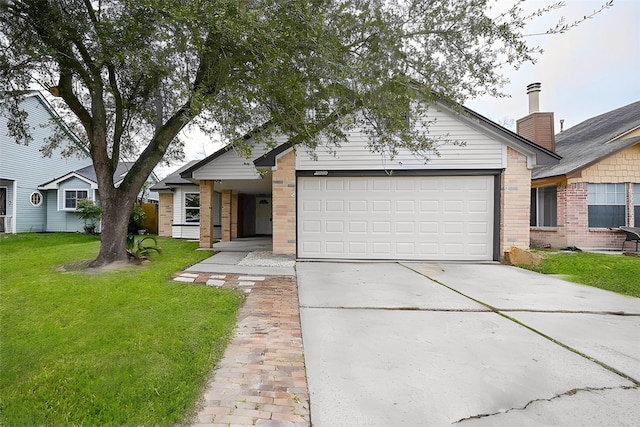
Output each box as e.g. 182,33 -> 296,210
522,84 -> 640,250
159,99 -> 559,262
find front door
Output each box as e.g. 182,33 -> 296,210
255,197 -> 272,235
0,187 -> 6,233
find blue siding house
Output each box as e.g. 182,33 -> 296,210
1,91 -> 158,234
0,92 -> 92,233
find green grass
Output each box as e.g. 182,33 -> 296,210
521,251 -> 640,298
0,233 -> 242,426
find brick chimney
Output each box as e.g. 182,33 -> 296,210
516,83 -> 555,152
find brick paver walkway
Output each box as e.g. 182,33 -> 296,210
175,272 -> 310,427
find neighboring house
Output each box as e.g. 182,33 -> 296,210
160,98 -> 559,262
38,163 -> 160,233
151,160 -> 222,240
1,91 -> 159,234
0,91 -> 92,233
522,84 -> 640,250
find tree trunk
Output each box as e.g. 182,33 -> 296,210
89,188 -> 136,267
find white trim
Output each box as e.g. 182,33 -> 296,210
183,191 -> 201,224
60,188 -> 91,211
39,172 -> 97,190
12,181 -> 17,233
29,191 -> 43,207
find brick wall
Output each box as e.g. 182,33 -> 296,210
231,193 -> 238,240
158,192 -> 173,237
272,150 -> 296,255
199,180 -> 215,248
530,144 -> 639,250
221,189 -> 232,242
501,147 -> 532,257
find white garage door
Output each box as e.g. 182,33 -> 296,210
297,175 -> 495,260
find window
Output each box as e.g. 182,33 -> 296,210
30,191 -> 43,207
185,192 -> 200,223
635,184 -> 640,227
587,183 -> 625,228
64,190 -> 89,210
530,186 -> 557,227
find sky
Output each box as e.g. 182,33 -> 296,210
161,0 -> 640,178
466,0 -> 640,130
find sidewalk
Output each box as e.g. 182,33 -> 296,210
174,247 -> 309,427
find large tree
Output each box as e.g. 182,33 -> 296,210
0,0 -> 610,266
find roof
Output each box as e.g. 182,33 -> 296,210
150,160 -> 201,191
184,101 -> 560,174
532,100 -> 640,180
38,161 -> 153,189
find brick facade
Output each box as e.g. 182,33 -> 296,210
272,150 -> 296,255
158,193 -> 173,237
199,180 -> 216,248
531,144 -> 639,250
221,189 -> 232,242
501,147 -> 532,257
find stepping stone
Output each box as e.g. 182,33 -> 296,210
180,273 -> 200,278
238,281 -> 255,287
210,275 -> 227,279
243,288 -> 252,294
206,279 -> 226,287
238,276 -> 266,281
174,277 -> 195,283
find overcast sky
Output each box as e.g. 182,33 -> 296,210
467,0 -> 640,130
162,0 -> 638,178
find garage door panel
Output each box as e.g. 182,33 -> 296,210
298,175 -> 494,260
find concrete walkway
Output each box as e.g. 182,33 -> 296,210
298,261 -> 640,426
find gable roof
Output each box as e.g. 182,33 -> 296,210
150,160 -> 201,191
184,100 -> 561,174
532,100 -> 640,180
38,162 -> 153,189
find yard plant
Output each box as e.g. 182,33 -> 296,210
522,251 -> 640,298
0,233 -> 242,426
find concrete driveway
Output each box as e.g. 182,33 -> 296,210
297,262 -> 640,426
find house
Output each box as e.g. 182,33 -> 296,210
158,99 -> 559,261
522,84 -> 640,250
1,91 -> 159,234
0,91 -> 92,233
38,163 -> 160,233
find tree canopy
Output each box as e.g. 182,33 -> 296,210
0,0 -> 611,265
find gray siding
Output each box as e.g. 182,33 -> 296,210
296,107 -> 506,170
192,137 -> 289,180
0,94 -> 92,232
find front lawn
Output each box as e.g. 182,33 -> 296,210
521,251 -> 640,298
0,233 -> 242,426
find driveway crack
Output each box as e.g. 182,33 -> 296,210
453,385 -> 639,424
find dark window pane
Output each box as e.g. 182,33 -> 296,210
65,191 -> 76,209
185,193 -> 200,208
530,189 -> 537,226
635,206 -> 640,227
541,187 -> 557,226
588,205 -> 625,228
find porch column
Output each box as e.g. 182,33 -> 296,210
221,189 -> 232,241
231,193 -> 239,240
272,150 -> 296,255
199,180 -> 215,248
